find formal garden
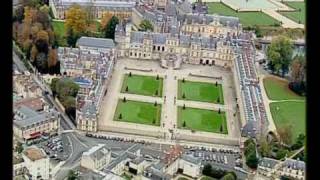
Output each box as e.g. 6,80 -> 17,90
178,80 -> 224,104
114,99 -> 162,126
279,1 -> 305,24
207,2 -> 279,27
177,106 -> 227,134
121,73 -> 163,97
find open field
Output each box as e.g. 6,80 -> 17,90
263,76 -> 305,100
280,2 -> 305,24
114,100 -> 161,126
121,74 -> 163,97
270,101 -> 305,140
178,80 -> 224,104
177,107 -> 228,134
207,2 -> 279,26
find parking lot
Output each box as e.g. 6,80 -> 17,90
37,135 -> 71,163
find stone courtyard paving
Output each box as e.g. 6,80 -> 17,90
98,58 -> 241,144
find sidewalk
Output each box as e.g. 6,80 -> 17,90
262,9 -> 304,29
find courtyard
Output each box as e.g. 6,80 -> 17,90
114,100 -> 162,126
177,107 -> 227,134
99,58 -> 241,144
178,80 -> 224,104
121,74 -> 163,97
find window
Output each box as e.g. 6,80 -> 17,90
158,46 -> 160,51
153,45 -> 156,50
134,53 -> 137,57
130,52 -> 132,56
144,54 -> 146,57
162,47 -> 165,51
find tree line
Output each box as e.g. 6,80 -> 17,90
13,0 -> 60,75
266,35 -> 306,95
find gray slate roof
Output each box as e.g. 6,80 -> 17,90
14,106 -> 59,128
77,37 -> 115,49
259,157 -> 280,169
181,154 -> 201,165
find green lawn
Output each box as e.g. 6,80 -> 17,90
52,20 -> 65,37
280,2 -> 305,24
177,107 -> 228,134
207,2 -> 279,27
200,176 -> 218,180
121,74 -> 163,97
178,80 -> 224,104
263,76 -> 305,100
270,101 -> 305,140
114,100 -> 161,126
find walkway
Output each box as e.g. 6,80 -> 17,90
262,9 -> 304,29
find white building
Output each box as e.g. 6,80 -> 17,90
81,144 -> 111,170
22,146 -> 50,180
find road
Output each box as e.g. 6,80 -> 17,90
13,51 -> 75,130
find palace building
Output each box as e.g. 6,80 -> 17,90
49,0 -> 136,19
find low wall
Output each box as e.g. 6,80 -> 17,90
189,73 -> 223,80
98,125 -> 165,139
124,67 -> 153,72
176,133 -> 239,146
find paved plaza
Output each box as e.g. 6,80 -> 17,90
98,58 -> 241,144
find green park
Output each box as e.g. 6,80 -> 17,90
207,2 -> 279,27
263,76 -> 305,140
114,100 -> 162,126
177,107 -> 228,134
121,74 -> 163,97
178,80 -> 224,104
280,2 -> 305,24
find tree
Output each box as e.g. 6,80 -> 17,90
218,108 -> 221,114
123,97 -> 126,102
54,78 -> 80,98
119,113 -> 122,119
156,74 -> 159,80
220,125 -> 223,132
155,90 -> 158,96
129,72 -> 132,77
266,36 -> 293,76
183,121 -> 186,127
66,28 -> 80,47
277,125 -> 293,145
290,55 -> 305,83
182,78 -> 185,83
291,134 -> 305,150
154,101 -> 157,106
221,173 -> 236,180
104,16 -> 119,39
246,151 -> 259,169
139,19 -> 154,32
217,97 -> 220,103
48,48 -> 58,68
125,86 -> 129,92
258,137 -> 271,157
153,119 -> 156,124
50,78 -> 60,96
67,170 -> 78,180
35,52 -> 48,73
183,104 -> 186,109
100,12 -> 113,30
35,30 -> 49,53
202,164 -> 212,176
65,4 -> 87,34
276,148 -> 289,160
16,142 -> 24,153
182,93 -> 186,99
215,81 -> 218,86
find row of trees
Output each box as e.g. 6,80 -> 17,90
266,36 -> 306,95
64,5 -> 120,47
13,1 -> 60,74
51,78 -> 79,121
202,164 -> 237,180
244,138 -> 259,169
